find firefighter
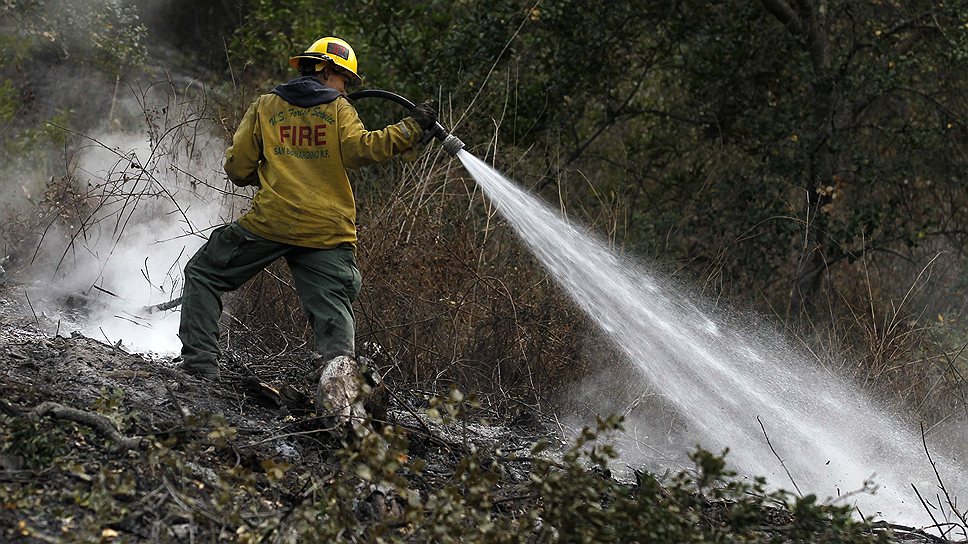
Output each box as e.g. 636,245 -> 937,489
176,36 -> 437,385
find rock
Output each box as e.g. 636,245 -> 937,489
0,453 -> 23,471
273,441 -> 301,461
315,355 -> 366,432
279,384 -> 313,415
315,355 -> 387,435
358,485 -> 404,522
170,524 -> 191,539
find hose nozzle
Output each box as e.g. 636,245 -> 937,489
440,132 -> 465,156
426,121 -> 464,156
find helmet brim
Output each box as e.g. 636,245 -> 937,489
288,53 -> 363,85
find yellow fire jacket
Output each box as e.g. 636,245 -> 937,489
224,78 -> 422,248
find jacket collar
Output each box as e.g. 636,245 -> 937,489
270,76 -> 342,108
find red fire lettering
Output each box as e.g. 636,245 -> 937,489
279,125 -> 292,144
298,126 -> 312,146
314,124 -> 327,146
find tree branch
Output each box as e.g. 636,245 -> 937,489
30,401 -> 142,452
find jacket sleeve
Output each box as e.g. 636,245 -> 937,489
338,98 -> 422,170
224,98 -> 263,187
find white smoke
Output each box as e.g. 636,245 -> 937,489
25,85 -> 249,355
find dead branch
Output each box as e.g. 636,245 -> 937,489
0,398 -> 19,418
257,479 -> 315,544
144,296 -> 183,314
30,401 -> 141,452
757,415 -> 803,497
868,521 -> 954,543
23,290 -> 38,322
161,475 -> 225,526
383,384 -> 448,449
920,422 -> 968,532
912,483 -> 945,535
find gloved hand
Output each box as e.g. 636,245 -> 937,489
409,100 -> 438,131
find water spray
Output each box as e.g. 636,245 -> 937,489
347,89 -> 465,155
456,152 -> 968,527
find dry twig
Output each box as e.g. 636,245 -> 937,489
757,415 -> 803,497
919,422 -> 968,537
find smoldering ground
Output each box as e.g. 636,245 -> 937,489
0,0 -> 249,353
17,86 -> 248,353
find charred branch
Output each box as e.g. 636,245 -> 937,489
29,401 -> 142,452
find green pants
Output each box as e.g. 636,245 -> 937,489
178,222 -> 361,365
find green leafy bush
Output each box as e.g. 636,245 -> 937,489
1,394 -> 895,543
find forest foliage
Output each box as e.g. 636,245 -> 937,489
2,0 -> 968,418
221,0 -> 968,320
2,1 -> 968,541
238,0 -> 966,417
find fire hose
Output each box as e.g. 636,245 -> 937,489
347,89 -> 464,155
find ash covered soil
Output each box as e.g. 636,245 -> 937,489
0,281 -> 557,542
0,281 -> 955,543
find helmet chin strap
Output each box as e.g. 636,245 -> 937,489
316,66 -> 348,93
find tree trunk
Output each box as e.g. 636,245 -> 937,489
761,0 -> 839,318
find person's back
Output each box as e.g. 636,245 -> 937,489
225,75 -> 422,248
175,36 -> 438,418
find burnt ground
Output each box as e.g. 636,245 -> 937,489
0,279 -> 551,542
0,280 -> 960,543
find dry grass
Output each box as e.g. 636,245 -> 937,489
792,247 -> 968,437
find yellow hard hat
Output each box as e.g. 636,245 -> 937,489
289,36 -> 362,85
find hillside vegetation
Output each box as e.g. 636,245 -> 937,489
1,0 -> 967,541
